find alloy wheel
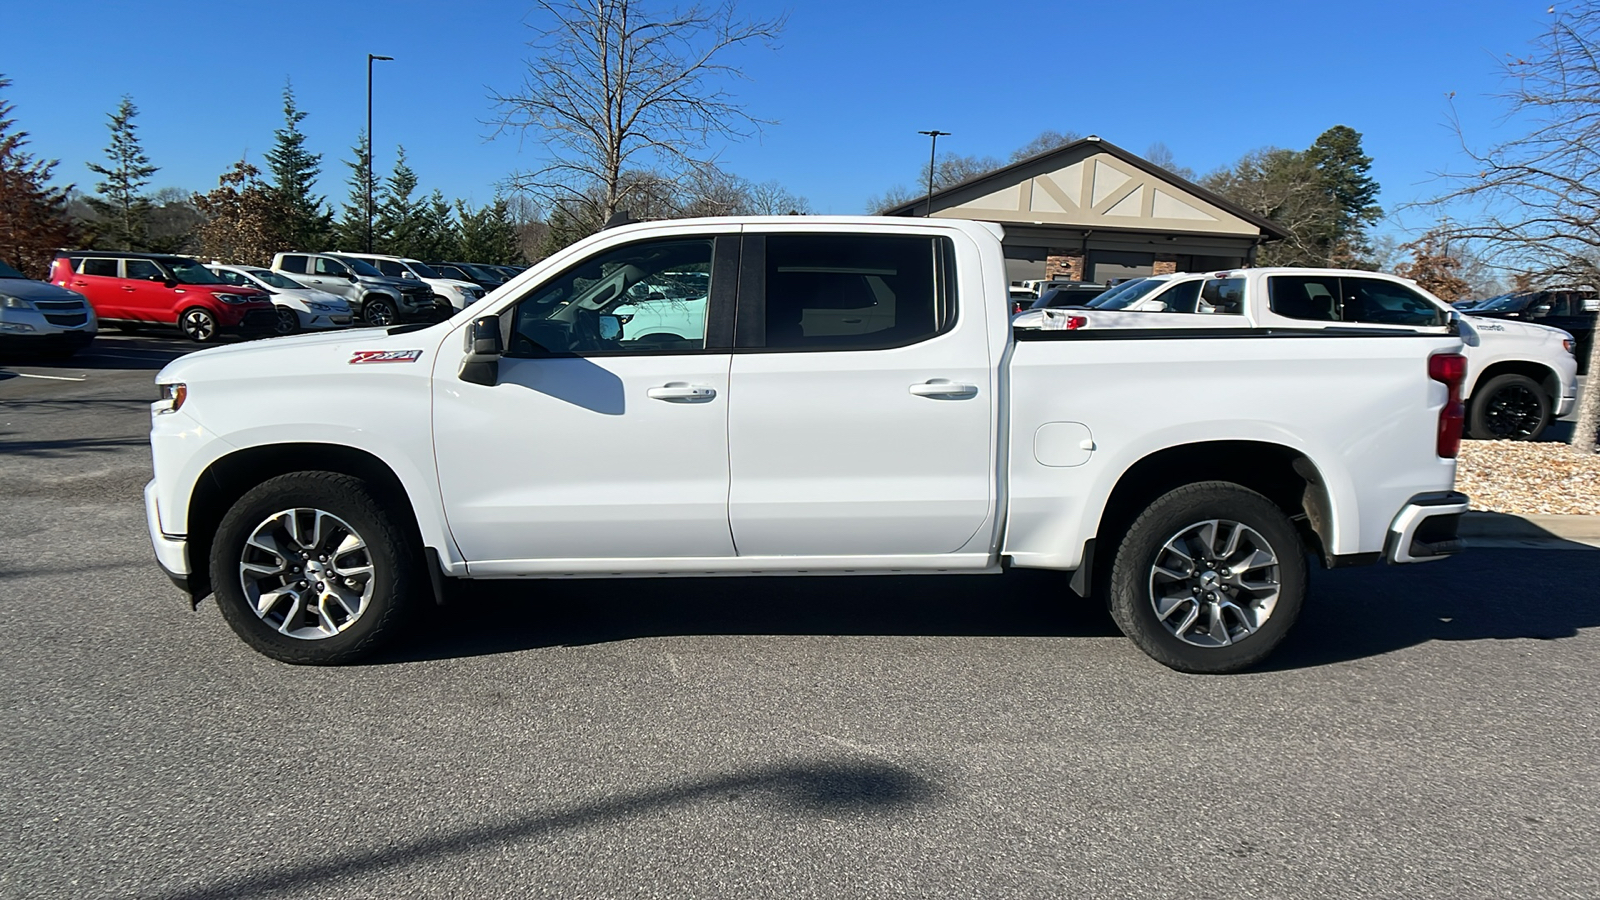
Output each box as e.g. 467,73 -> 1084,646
1147,519 -> 1281,648
1483,385 -> 1543,438
238,508 -> 376,640
181,309 -> 216,341
274,307 -> 299,335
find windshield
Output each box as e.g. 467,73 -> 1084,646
462,263 -> 504,281
409,261 -> 442,279
245,269 -> 305,290
0,260 -> 25,279
1471,292 -> 1532,313
330,255 -> 385,277
1087,278 -> 1169,310
168,258 -> 227,285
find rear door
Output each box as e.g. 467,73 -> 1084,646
71,258 -> 123,318
725,228 -> 996,558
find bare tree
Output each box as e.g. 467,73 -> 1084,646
1420,2 -> 1600,449
490,0 -> 785,229
1009,129 -> 1081,162
1393,228 -> 1472,301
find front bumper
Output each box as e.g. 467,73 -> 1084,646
1558,387 -> 1577,418
145,479 -> 195,595
1385,491 -> 1470,563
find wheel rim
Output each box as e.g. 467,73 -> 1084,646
274,308 -> 298,335
1148,519 -> 1281,648
365,301 -> 395,326
238,508 -> 376,640
1483,385 -> 1543,438
182,310 -> 214,340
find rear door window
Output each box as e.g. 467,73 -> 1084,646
79,258 -> 117,277
1268,275 -> 1341,321
278,255 -> 309,274
742,234 -> 954,351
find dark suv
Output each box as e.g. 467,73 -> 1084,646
1467,288 -> 1597,373
49,252 -> 276,342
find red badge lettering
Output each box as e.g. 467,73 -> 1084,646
349,349 -> 424,364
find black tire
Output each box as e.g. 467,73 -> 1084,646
210,472 -> 419,665
1106,481 -> 1307,674
273,306 -> 300,336
1468,373 -> 1551,441
179,307 -> 219,343
111,321 -> 146,333
362,297 -> 397,327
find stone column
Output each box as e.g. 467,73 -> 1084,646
1152,252 -> 1179,276
1045,249 -> 1085,281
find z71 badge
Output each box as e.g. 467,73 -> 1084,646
349,349 -> 424,364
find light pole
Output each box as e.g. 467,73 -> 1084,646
366,53 -> 394,253
917,130 -> 949,218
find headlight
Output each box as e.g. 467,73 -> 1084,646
2,294 -> 34,310
310,302 -> 337,312
212,292 -> 249,304
156,382 -> 188,413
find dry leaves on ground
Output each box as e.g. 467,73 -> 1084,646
1456,440 -> 1600,515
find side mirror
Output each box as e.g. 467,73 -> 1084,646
459,315 -> 502,387
402,271 -> 417,279
162,278 -> 178,287
599,314 -> 623,341
346,272 -> 359,282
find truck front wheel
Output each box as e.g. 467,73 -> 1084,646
1107,482 -> 1307,674
1467,373 -> 1550,440
209,472 -> 419,665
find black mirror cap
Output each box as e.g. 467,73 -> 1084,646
470,315 -> 503,357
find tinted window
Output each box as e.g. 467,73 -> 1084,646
755,234 -> 951,350
330,255 -> 384,277
167,258 -> 226,285
278,255 -> 308,274
213,270 -> 247,286
376,260 -> 405,277
507,238 -> 712,356
80,258 -> 118,277
0,260 -> 25,279
125,259 -> 164,281
1150,280 -> 1202,312
1342,278 -> 1446,326
314,257 -> 350,277
1268,275 -> 1341,321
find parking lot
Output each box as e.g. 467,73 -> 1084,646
2,333 -> 1599,899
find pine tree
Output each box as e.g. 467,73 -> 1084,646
330,131 -> 375,251
373,146 -> 426,257
1306,125 -> 1383,260
265,82 -> 331,251
417,190 -> 457,261
0,75 -> 78,278
85,95 -> 158,250
456,196 -> 521,264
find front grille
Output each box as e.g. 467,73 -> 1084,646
35,300 -> 84,310
44,313 -> 88,327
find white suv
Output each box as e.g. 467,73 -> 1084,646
334,253 -> 484,312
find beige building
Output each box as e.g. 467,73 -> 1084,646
883,136 -> 1287,284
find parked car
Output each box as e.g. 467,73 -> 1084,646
0,257 -> 97,358
1464,288 -> 1596,374
1017,268 -> 1579,441
429,262 -> 508,292
50,251 -> 274,342
206,264 -> 353,335
335,252 -> 485,312
271,253 -> 437,326
147,216 -> 1467,674
1025,282 -> 1109,311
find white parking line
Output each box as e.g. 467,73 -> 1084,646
15,372 -> 87,382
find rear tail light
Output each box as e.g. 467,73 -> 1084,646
1428,352 -> 1467,458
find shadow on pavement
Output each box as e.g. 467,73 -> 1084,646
0,434 -> 148,457
146,758 -> 939,900
377,549 -> 1600,672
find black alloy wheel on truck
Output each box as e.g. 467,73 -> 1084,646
1467,373 -> 1551,441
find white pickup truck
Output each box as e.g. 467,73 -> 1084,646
146,217 -> 1470,673
1016,268 -> 1580,441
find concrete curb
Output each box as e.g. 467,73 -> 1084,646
1460,511 -> 1600,549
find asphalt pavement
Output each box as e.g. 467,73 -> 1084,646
2,334 -> 1597,899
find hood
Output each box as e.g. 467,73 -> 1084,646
156,325 -> 438,384
1460,314 -> 1570,344
0,278 -> 86,303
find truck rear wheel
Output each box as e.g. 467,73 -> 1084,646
209,471 -> 418,665
1106,481 -> 1306,674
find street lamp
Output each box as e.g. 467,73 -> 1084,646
917,130 -> 950,218
366,53 -> 394,253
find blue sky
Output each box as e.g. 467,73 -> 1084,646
1,0 -> 1556,232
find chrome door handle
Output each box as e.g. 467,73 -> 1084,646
908,380 -> 978,398
646,383 -> 717,402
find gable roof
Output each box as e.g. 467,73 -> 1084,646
882,136 -> 1289,242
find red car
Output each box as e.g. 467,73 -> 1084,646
50,251 -> 276,342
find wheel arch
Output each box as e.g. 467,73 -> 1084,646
1466,359 -> 1559,403
186,443 -> 435,600
1092,440 -> 1339,576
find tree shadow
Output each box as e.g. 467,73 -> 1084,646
144,758 -> 940,900
1,333 -> 201,372
372,550 -> 1600,672
0,434 -> 148,457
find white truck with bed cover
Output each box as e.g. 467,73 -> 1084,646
147,217 -> 1469,673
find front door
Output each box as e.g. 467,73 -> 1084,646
121,258 -> 172,323
726,230 -> 996,558
433,231 -> 739,569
